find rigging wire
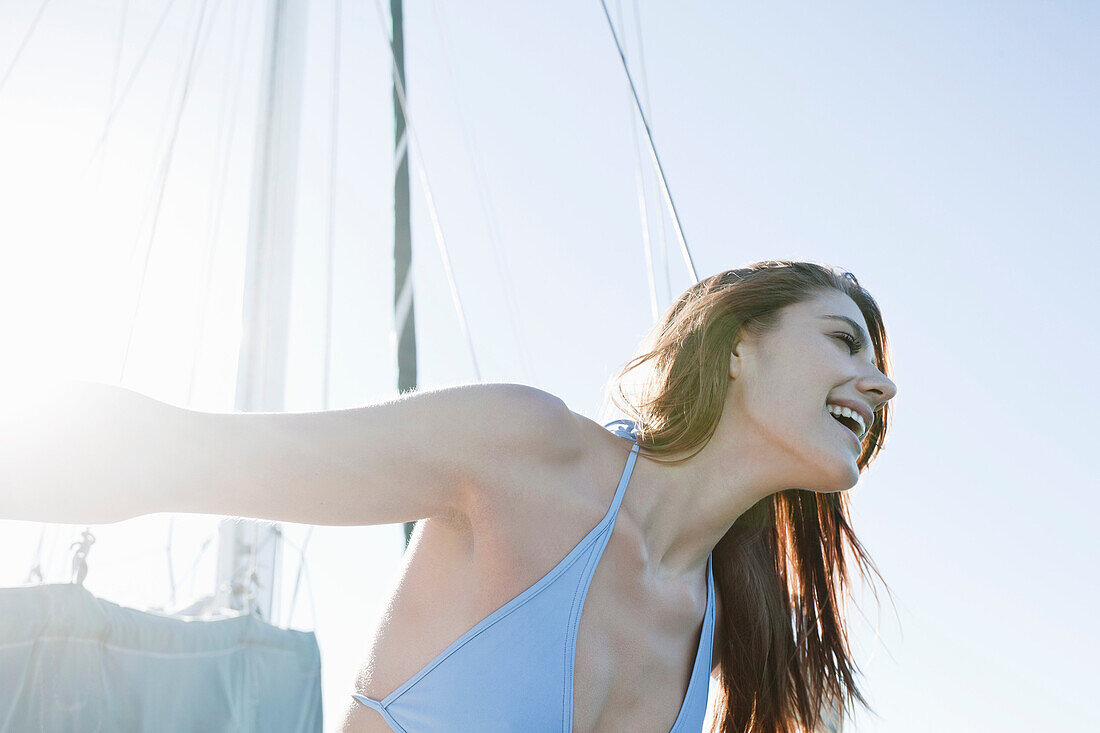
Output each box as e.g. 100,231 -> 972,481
597,0 -> 699,285
0,0 -> 52,100
176,1 -> 257,619
124,0 -> 229,269
286,0 -> 344,630
427,0 -> 536,386
165,0 -> 248,615
87,0 -> 230,183
185,529 -> 218,601
122,0 -> 203,272
186,0 -> 254,404
24,0 -> 131,589
283,532 -> 317,629
241,520 -> 281,618
285,525 -> 314,629
615,0 -> 660,322
93,0 -> 132,188
101,0 -> 186,609
119,0 -> 217,383
102,0 -> 225,608
80,0 -> 184,179
118,0 -> 184,612
629,0 -> 673,304
107,1 -> 131,113
371,0 -> 482,381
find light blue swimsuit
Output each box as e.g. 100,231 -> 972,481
353,420 -> 715,731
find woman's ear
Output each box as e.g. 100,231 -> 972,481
729,341 -> 742,380
729,327 -> 758,380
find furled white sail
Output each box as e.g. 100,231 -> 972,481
0,584 -> 321,732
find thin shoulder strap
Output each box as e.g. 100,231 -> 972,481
598,419 -> 642,529
600,440 -> 639,528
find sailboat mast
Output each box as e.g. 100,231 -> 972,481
389,0 -> 417,550
215,0 -> 308,622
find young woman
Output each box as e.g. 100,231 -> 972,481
2,261 -> 897,733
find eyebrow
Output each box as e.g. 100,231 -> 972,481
819,315 -> 872,351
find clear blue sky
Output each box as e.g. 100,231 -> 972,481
0,1 -> 1096,730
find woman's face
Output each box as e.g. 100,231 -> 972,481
726,289 -> 897,492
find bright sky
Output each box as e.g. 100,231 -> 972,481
1,1 -> 1097,730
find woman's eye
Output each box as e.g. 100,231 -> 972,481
833,332 -> 859,354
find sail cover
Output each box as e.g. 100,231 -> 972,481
0,584 -> 321,732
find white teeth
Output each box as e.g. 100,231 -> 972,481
827,403 -> 866,438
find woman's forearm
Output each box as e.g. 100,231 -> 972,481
1,380 -> 168,524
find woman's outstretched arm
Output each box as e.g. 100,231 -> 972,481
0,380 -> 583,527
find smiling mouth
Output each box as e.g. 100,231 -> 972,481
827,410 -> 863,440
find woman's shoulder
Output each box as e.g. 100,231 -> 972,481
465,410 -> 636,543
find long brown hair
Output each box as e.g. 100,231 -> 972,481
603,261 -> 894,732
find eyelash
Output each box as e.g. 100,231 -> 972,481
834,332 -> 861,354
